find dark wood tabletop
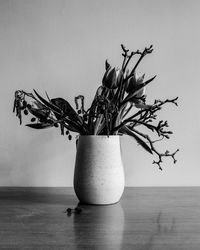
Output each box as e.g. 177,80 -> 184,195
0,187 -> 200,249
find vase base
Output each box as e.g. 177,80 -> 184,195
77,199 -> 121,206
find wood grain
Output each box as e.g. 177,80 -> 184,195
0,187 -> 200,249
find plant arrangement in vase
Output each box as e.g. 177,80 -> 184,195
13,44 -> 179,204
13,44 -> 178,171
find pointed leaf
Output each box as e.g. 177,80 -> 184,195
123,75 -> 156,104
105,59 -> 111,71
45,91 -> 51,102
120,126 -> 153,154
26,123 -> 53,129
144,75 -> 157,85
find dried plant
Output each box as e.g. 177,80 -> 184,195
13,44 -> 179,170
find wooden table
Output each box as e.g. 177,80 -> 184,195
0,187 -> 200,249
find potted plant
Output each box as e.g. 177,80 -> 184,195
13,44 -> 179,205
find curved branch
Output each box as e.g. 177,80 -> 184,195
128,127 -> 179,170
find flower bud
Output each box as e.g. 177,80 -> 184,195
126,73 -> 145,97
102,67 -> 120,89
116,68 -> 123,85
126,75 -> 137,93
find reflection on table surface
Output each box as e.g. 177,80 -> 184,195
0,187 -> 200,249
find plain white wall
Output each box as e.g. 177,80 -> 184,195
0,0 -> 199,186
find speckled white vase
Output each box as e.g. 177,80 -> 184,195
73,135 -> 125,205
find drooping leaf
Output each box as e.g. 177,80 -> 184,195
33,92 -> 84,132
50,98 -> 87,134
120,126 -> 153,154
26,123 -> 53,129
32,100 -> 46,109
27,106 -> 49,120
33,89 -> 62,114
51,98 -> 78,119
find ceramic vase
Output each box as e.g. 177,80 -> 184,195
73,135 -> 125,205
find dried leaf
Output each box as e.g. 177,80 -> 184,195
27,106 -> 49,120
51,98 -> 78,119
33,89 -> 62,114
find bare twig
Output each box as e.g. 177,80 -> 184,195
126,45 -> 154,80
129,127 -> 179,170
112,97 -> 178,133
